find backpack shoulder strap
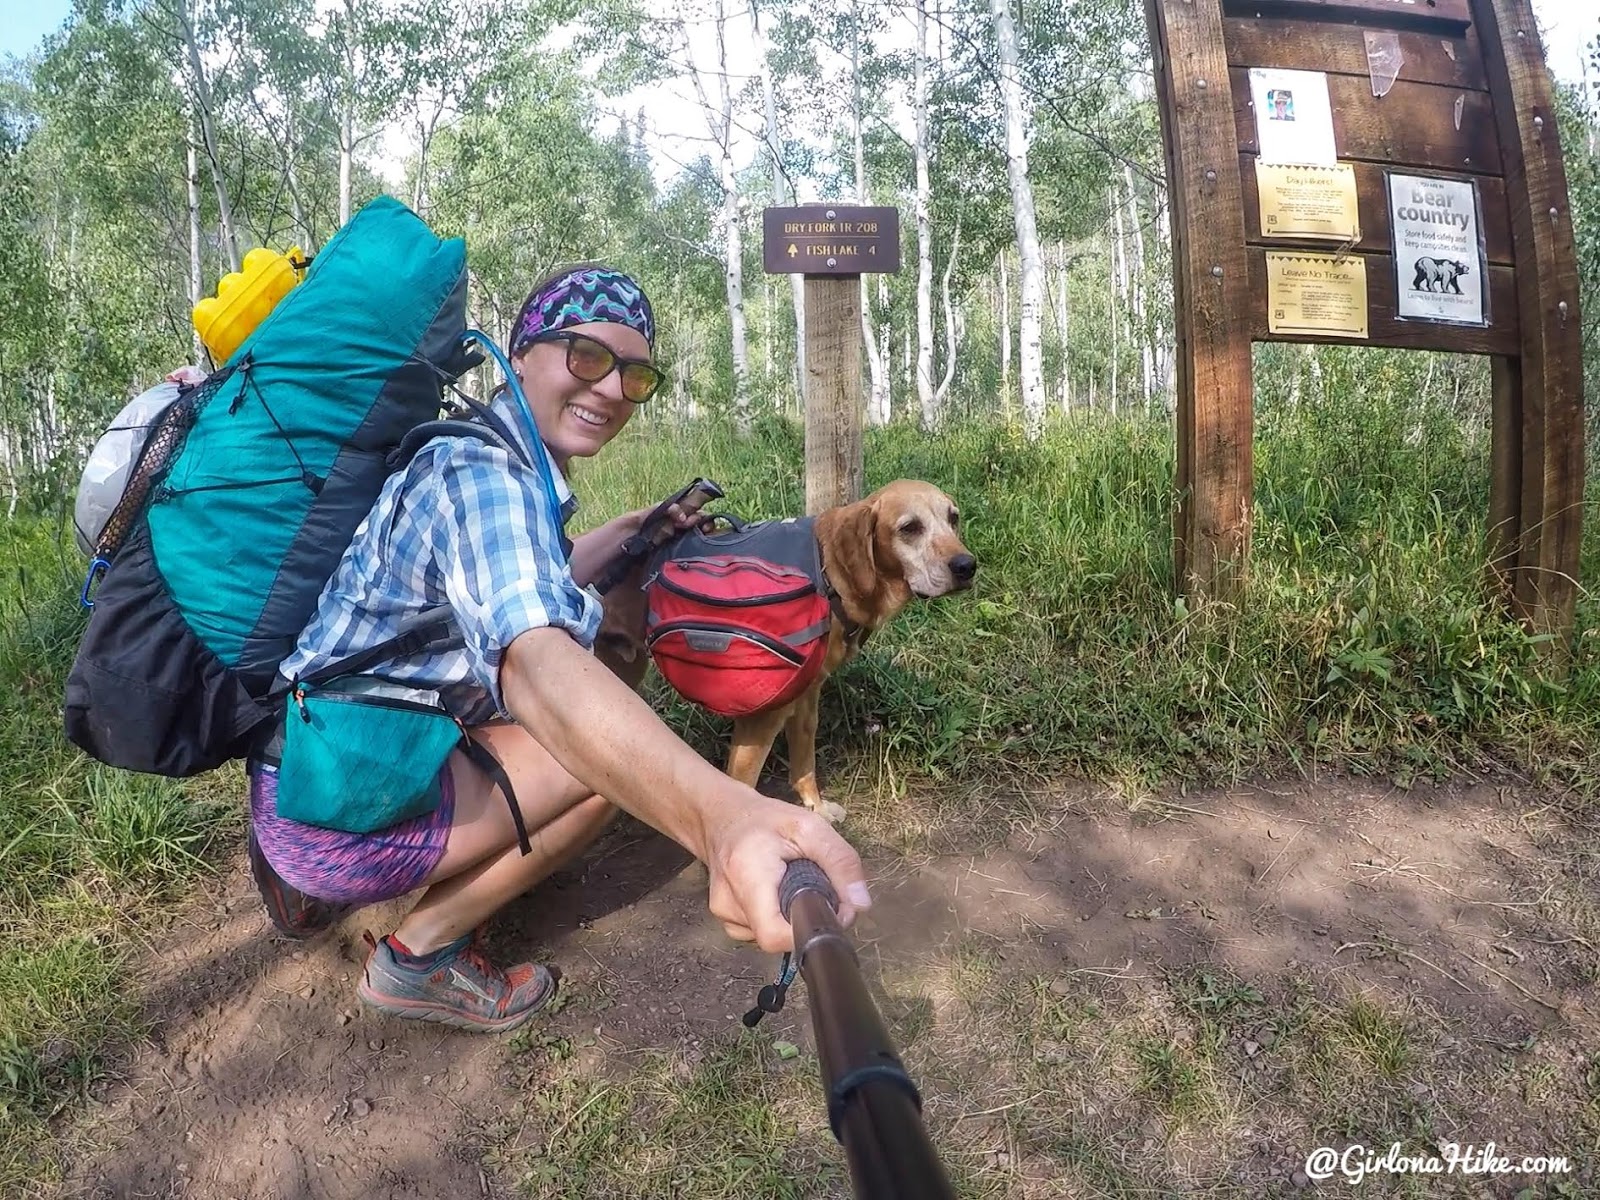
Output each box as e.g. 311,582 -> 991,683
387,415 -> 531,471
449,394 -> 532,467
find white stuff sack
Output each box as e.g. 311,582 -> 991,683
73,378 -> 190,557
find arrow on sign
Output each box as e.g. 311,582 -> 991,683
787,243 -> 797,258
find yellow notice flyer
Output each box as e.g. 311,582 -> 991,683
1265,252 -> 1369,339
1256,162 -> 1360,243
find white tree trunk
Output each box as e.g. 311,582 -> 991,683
187,132 -> 203,365
751,0 -> 804,395
903,315 -> 911,389
1124,164 -> 1154,410
1051,243 -> 1072,412
852,0 -> 888,426
175,0 -> 239,271
695,0 -> 747,422
1109,199 -> 1120,418
999,251 -> 1011,410
43,370 -> 59,468
877,274 -> 891,423
722,178 -> 747,422
338,0 -> 358,227
340,97 -> 354,227
990,0 -> 1045,438
3,433 -> 16,520
914,0 -> 936,429
1153,190 -> 1176,410
763,275 -> 773,384
934,219 -> 963,409
726,192 -> 748,422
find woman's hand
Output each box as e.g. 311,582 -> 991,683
700,790 -> 871,949
569,501 -> 709,588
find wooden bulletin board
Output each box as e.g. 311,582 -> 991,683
1146,0 -> 1585,650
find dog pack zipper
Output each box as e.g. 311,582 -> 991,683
655,563 -> 817,608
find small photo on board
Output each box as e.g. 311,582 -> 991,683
1249,68 -> 1335,165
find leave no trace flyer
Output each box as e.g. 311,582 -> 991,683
1266,252 -> 1369,340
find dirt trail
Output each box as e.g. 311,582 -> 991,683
52,775 -> 1598,1200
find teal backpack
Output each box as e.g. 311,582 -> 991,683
64,196 -> 556,821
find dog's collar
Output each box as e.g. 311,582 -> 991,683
818,566 -> 871,650
804,520 -> 871,650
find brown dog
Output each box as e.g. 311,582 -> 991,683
593,480 -> 975,822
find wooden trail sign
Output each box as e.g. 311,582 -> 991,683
1147,0 -> 1585,651
762,206 -> 902,275
763,205 -> 903,514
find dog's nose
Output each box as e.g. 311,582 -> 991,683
949,553 -> 977,583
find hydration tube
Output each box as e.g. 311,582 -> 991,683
461,328 -> 569,552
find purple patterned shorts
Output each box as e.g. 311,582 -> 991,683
248,761 -> 455,907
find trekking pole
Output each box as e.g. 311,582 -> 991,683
592,477 -> 725,595
778,859 -> 957,1200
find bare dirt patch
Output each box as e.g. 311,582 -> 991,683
47,773 -> 1599,1199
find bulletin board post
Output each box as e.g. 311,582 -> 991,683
1146,0 -> 1585,656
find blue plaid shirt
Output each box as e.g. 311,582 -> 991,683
277,394 -> 602,724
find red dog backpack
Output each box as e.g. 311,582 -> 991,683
643,516 -> 834,717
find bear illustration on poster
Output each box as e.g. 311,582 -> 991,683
1411,257 -> 1472,295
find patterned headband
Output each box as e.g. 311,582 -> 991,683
509,267 -> 655,357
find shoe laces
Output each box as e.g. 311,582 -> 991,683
451,940 -> 507,988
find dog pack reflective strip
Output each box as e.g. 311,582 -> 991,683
779,618 -> 832,648
647,515 -> 825,589
645,620 -> 806,666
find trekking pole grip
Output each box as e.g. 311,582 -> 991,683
779,858 -> 838,921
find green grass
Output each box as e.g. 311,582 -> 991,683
3,358 -> 1599,1186
0,515 -> 239,1189
487,1035 -> 841,1199
924,953 -> 1599,1197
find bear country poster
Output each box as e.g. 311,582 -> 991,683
1387,172 -> 1488,327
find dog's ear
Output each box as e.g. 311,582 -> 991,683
819,497 -> 880,609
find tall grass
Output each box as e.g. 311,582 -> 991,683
0,515 -> 236,1186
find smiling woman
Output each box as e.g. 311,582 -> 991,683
248,255 -> 869,1036
504,263 -> 662,467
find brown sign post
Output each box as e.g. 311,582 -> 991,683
1147,0 -> 1585,652
763,205 -> 902,514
